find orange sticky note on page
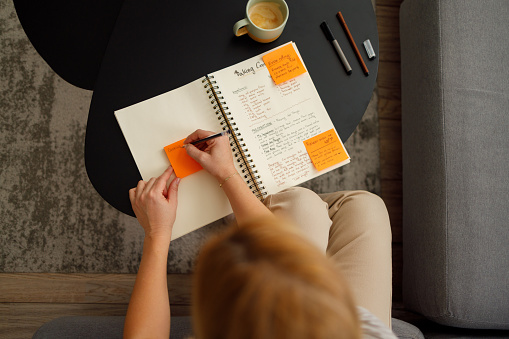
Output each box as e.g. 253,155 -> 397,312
164,139 -> 202,178
263,44 -> 307,85
303,129 -> 349,171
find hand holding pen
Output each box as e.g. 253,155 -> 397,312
188,129 -> 231,147
183,129 -> 236,182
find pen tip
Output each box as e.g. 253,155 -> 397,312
347,70 -> 352,75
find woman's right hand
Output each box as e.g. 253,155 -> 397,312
185,129 -> 273,223
184,129 -> 237,182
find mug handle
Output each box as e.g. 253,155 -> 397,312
233,18 -> 249,36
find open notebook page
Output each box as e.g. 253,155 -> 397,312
115,78 -> 233,240
211,42 -> 349,194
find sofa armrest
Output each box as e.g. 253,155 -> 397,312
400,0 -> 509,330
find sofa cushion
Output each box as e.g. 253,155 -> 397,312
391,319 -> 424,339
400,0 -> 509,330
32,316 -> 194,339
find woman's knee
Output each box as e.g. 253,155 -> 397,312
353,190 -> 390,227
264,187 -> 327,215
348,191 -> 391,237
327,190 -> 392,246
264,187 -> 332,252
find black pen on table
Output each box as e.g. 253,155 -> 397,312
320,21 -> 352,75
183,130 -> 231,147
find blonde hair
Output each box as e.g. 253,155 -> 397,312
192,217 -> 361,339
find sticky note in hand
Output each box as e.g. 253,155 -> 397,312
263,44 -> 307,85
303,129 -> 349,171
164,139 -> 202,178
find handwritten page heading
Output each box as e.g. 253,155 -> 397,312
262,44 -> 307,85
164,139 -> 202,178
303,129 -> 349,171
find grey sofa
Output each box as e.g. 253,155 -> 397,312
33,317 -> 423,339
400,0 -> 509,336
33,315 -> 425,339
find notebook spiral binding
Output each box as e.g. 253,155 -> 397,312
202,75 -> 267,200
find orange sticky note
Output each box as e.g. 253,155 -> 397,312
303,129 -> 349,171
263,44 -> 307,85
164,139 -> 202,178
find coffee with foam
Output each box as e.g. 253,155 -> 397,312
248,2 -> 284,30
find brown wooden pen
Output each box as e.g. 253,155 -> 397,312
337,12 -> 369,76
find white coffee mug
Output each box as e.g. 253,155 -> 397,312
233,0 -> 289,43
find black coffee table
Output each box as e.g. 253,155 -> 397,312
20,0 -> 379,216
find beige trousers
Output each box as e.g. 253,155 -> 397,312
263,187 -> 392,327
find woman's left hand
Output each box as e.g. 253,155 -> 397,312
129,166 -> 180,241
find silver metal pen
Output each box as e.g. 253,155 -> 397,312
320,21 -> 352,75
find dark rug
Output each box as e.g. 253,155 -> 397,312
0,0 -> 380,274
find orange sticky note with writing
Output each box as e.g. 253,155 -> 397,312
263,44 -> 307,85
303,129 -> 349,171
164,139 -> 202,178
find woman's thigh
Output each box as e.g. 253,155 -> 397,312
264,188 -> 392,327
320,190 -> 392,327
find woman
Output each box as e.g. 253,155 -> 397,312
124,129 -> 394,339
192,217 -> 361,339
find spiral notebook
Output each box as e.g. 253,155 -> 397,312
115,42 -> 349,240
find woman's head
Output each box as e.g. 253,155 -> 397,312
192,217 -> 361,339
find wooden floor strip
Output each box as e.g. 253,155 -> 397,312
0,273 -> 193,304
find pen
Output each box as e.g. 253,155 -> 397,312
337,12 -> 369,76
185,130 -> 231,147
320,21 -> 352,75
